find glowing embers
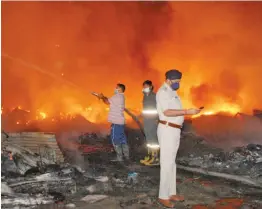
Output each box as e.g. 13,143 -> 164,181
35,110 -> 47,120
192,103 -> 241,119
202,111 -> 214,116
39,112 -> 47,119
192,198 -> 244,209
86,107 -> 93,111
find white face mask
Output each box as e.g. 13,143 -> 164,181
114,89 -> 119,94
142,87 -> 150,93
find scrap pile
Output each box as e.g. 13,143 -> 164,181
2,116 -> 262,208
177,132 -> 262,187
1,131 -> 112,208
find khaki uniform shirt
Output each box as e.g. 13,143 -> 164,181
156,83 -> 184,126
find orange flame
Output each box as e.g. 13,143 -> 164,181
39,112 -> 47,119
192,103 -> 240,119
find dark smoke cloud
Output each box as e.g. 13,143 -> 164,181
190,70 -> 243,108
2,2 -> 262,116
149,2 -> 262,111
2,2 -> 172,112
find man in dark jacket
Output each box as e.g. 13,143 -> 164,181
140,80 -> 159,166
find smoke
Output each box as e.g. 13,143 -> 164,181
2,2 -> 262,119
190,70 -> 243,108
149,2 -> 262,112
2,2 -> 171,115
192,114 -> 262,149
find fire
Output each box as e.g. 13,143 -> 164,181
202,111 -> 214,116
2,2 -> 262,131
39,112 -> 47,119
192,103 -> 241,118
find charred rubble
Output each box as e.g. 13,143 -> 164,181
178,133 -> 262,187
178,113 -> 262,187
1,114 -> 262,208
1,127 -> 145,208
1,131 -> 101,208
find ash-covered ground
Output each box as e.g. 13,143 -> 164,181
2,130 -> 262,209
2,114 -> 262,209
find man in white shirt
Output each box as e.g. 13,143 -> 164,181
156,69 -> 201,208
99,83 -> 129,162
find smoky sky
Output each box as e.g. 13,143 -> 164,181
2,2 -> 262,114
2,2 -> 171,111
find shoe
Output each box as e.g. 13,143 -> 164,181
144,157 -> 159,166
158,199 -> 175,208
110,156 -> 123,162
110,159 -> 123,162
170,195 -> 184,202
140,156 -> 150,164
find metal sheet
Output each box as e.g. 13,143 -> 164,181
2,132 -> 64,163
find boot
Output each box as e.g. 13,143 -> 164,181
140,156 -> 150,164
122,144 -> 130,160
111,145 -> 124,162
140,148 -> 151,164
144,150 -> 159,166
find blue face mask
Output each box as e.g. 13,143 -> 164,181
171,82 -> 180,91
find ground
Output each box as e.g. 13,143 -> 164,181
2,131 -> 262,209
34,161 -> 262,209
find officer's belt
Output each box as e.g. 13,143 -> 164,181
159,120 -> 182,129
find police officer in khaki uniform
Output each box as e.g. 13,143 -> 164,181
156,69 -> 201,208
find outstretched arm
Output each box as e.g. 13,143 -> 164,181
98,93 -> 110,105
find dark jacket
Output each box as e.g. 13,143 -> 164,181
143,92 -> 158,120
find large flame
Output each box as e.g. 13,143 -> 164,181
2,2 -> 262,128
192,103 -> 241,118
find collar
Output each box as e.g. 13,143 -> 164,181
144,91 -> 153,96
115,92 -> 124,96
164,82 -> 172,91
163,82 -> 178,95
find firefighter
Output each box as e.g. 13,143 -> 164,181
140,80 -> 159,166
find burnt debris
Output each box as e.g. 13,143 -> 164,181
2,127 -> 262,208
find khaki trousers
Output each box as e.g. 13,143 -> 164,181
157,123 -> 181,199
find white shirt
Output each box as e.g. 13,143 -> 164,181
156,83 -> 184,126
108,93 -> 125,125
